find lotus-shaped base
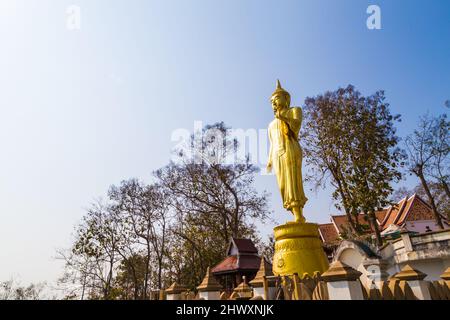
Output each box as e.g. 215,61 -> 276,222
272,222 -> 329,276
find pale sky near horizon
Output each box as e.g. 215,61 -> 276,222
0,0 -> 449,287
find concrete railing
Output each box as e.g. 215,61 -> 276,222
161,264 -> 450,300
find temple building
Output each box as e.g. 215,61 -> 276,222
318,194 -> 450,288
211,238 -> 272,293
333,228 -> 450,287
318,194 -> 449,258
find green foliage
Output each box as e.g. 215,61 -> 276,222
113,255 -> 149,300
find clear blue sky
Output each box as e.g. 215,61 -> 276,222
0,0 -> 449,286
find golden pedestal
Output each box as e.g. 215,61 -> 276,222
272,222 -> 329,276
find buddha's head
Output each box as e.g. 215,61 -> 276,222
271,80 -> 291,113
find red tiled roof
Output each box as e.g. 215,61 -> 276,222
331,215 -> 352,234
379,194 -> 435,230
397,195 -> 416,225
211,255 -> 263,275
375,209 -> 389,223
399,195 -> 434,224
212,256 -> 237,274
318,223 -> 340,244
331,214 -> 372,234
320,194 -> 436,247
212,238 -> 267,275
381,197 -> 408,228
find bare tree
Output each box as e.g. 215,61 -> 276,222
0,279 -> 48,300
59,122 -> 270,297
108,180 -> 171,296
157,122 -> 269,243
69,200 -> 121,299
156,122 -> 270,287
56,248 -> 94,300
405,112 -> 448,229
0,280 -> 14,300
427,114 -> 449,199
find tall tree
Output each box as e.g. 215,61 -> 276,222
428,113 -> 449,199
303,85 -> 403,246
156,122 -> 270,287
347,89 -> 404,246
69,200 -> 121,299
59,122 -> 270,296
59,185 -> 172,300
108,179 -> 171,295
302,86 -> 361,231
113,254 -> 149,300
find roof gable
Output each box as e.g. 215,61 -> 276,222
381,197 -> 408,228
226,238 -> 258,256
402,195 -> 434,223
396,195 -> 416,224
375,209 -> 389,224
380,194 -> 435,229
331,214 -> 373,235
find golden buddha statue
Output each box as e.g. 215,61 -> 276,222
267,80 -> 307,223
268,80 -> 329,277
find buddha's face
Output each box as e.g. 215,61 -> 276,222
271,94 -> 289,113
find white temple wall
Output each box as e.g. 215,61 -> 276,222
405,220 -> 446,233
338,248 -> 371,287
396,259 -> 450,281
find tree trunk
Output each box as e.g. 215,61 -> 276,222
158,256 -> 163,291
417,168 -> 444,229
335,178 -> 358,232
81,274 -> 87,300
105,258 -> 114,299
143,242 -> 151,300
436,153 -> 450,199
368,210 -> 383,247
132,268 -> 139,300
440,179 -> 450,199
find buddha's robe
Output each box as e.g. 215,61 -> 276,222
268,107 -> 307,211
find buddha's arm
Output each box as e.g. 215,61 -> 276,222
289,107 -> 302,134
277,107 -> 302,137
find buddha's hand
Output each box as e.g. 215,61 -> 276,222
275,109 -> 288,123
266,161 -> 272,173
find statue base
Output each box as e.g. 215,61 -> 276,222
272,222 -> 329,276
